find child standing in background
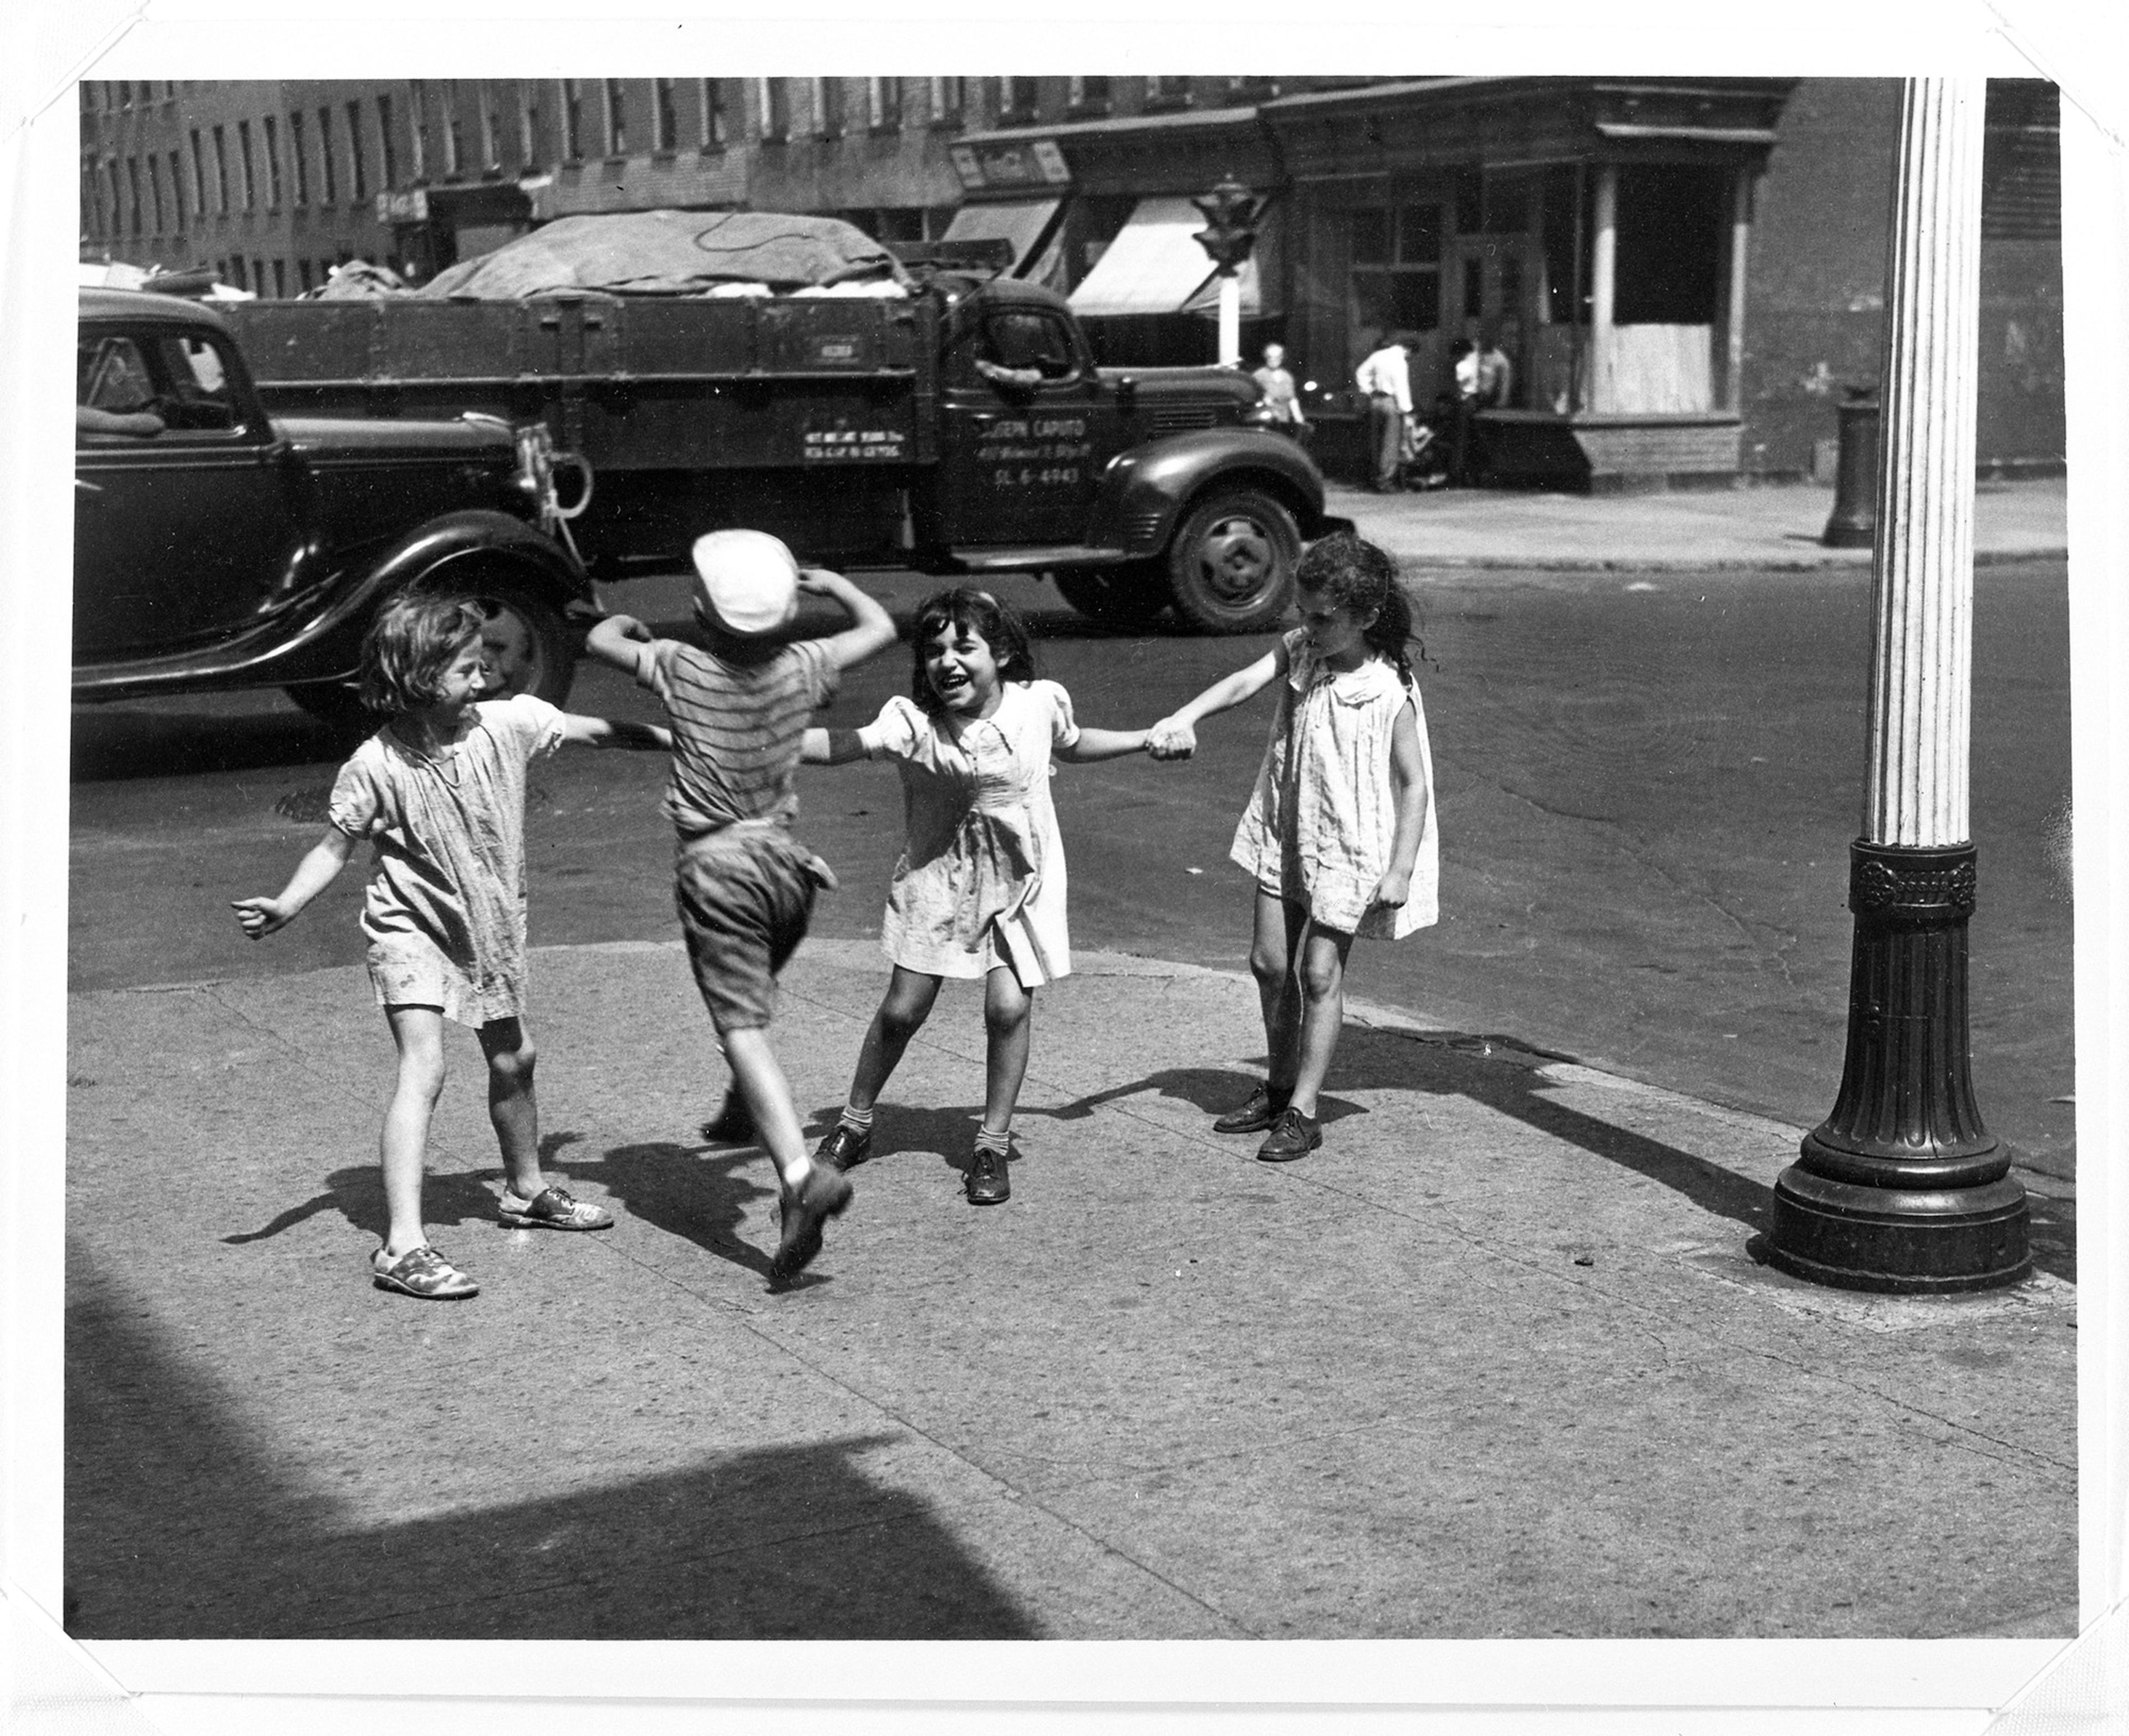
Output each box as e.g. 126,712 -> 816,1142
584,531 -> 896,1284
233,593 -> 669,1300
804,588 -> 1155,1204
1149,536 -> 1438,1163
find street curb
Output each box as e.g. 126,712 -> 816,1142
1376,547 -> 2066,573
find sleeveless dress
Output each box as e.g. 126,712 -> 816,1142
1229,631 -> 1438,940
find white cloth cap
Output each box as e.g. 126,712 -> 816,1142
690,530 -> 799,636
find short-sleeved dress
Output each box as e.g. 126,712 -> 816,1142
1229,631 -> 1439,940
859,680 -> 1081,988
328,693 -> 566,1024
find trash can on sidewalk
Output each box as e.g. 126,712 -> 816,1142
1821,392 -> 1881,549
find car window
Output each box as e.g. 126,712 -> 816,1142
78,336 -> 157,414
985,313 -> 1077,381
153,334 -> 240,431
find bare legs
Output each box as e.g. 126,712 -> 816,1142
721,1024 -> 811,1191
844,963 -> 1033,1134
1245,890 -> 1353,1118
380,1007 -> 547,1255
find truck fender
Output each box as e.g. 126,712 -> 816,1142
1090,430 -> 1338,558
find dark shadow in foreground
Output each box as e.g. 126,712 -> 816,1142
64,1260 -> 1040,1640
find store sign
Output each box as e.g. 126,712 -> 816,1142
950,139 -> 1071,192
375,188 -> 430,225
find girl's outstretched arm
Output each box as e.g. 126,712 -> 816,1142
1055,726 -> 1150,764
1148,641 -> 1290,759
231,826 -> 356,939
1366,699 -> 1429,914
802,727 -> 869,765
558,714 -> 673,752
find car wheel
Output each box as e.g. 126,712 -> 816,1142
1165,489 -> 1302,634
1053,565 -> 1172,627
429,570 -> 577,708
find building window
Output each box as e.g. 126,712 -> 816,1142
317,107 -> 337,203
409,83 -> 430,179
125,157 -> 142,234
237,121 -> 256,210
604,79 -> 627,155
1002,77 -> 1038,121
169,150 -> 185,231
700,79 -> 727,148
299,258 -> 314,293
272,258 -> 287,299
930,76 -> 965,125
522,91 -> 541,165
104,162 -> 123,237
1144,75 -> 1191,109
815,78 -> 844,138
263,114 -> 281,208
446,92 -> 465,176
655,78 -> 678,150
867,77 -> 903,131
561,80 -> 584,161
1349,203 -> 1443,335
148,154 -> 165,233
346,101 -> 368,200
211,126 -> 230,213
378,95 -> 397,187
761,78 -> 790,142
288,112 -> 308,206
483,84 -> 502,170
1067,76 -> 1110,115
189,130 -> 206,216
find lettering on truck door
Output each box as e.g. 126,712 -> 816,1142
934,305 -> 1112,549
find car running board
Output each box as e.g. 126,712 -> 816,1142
947,545 -> 1132,573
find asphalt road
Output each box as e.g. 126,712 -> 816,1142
66,555 -> 2075,1178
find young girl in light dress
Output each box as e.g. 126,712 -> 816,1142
233,593 -> 668,1299
803,588 -> 1154,1204
1149,535 -> 1438,1163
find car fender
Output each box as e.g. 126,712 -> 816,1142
1090,430 -> 1342,556
279,510 -> 593,682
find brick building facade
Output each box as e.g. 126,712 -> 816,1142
80,75 -> 2062,484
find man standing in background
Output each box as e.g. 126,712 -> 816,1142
1252,343 -> 1307,438
1354,331 -> 1413,492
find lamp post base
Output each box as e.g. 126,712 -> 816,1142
1765,1163 -> 2031,1294
1765,839 -> 2031,1294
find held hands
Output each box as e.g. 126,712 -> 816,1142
230,896 -> 292,940
1146,716 -> 1198,761
1366,870 -> 1412,915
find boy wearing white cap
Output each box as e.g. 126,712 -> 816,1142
585,532 -> 896,1283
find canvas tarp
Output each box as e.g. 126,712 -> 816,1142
416,210 -> 914,299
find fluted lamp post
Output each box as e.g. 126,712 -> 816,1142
1191,176 -> 1260,369
1766,78 -> 2030,1292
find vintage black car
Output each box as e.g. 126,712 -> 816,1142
74,288 -> 592,725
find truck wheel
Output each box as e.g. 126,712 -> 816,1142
1054,566 -> 1172,627
1166,489 -> 1301,634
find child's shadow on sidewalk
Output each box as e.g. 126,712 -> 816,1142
1045,1063 -> 1369,1129
561,1138 -> 781,1281
221,1147 -> 559,1248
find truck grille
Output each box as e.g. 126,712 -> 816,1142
1148,406 -> 1219,436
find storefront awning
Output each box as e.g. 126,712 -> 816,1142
1069,197 -> 1226,318
940,198 -> 1063,275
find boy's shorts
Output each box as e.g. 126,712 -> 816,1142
674,828 -> 824,1034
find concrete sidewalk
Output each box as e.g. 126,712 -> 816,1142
63,937 -> 2075,1643
1327,474 -> 2067,571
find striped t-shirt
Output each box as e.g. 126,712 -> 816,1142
629,635 -> 839,838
